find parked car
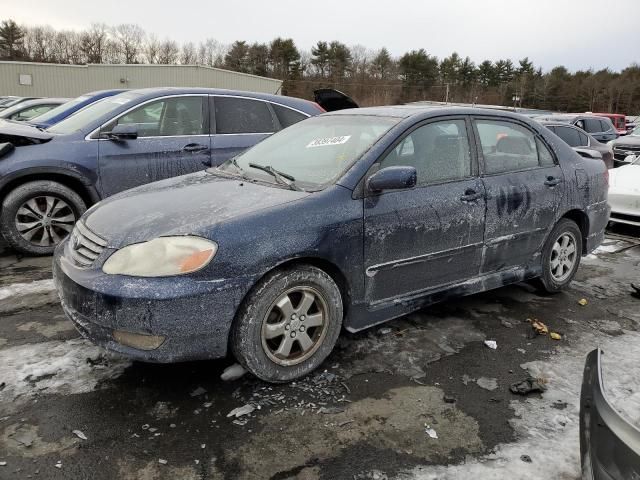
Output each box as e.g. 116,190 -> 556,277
608,154 -> 640,226
23,89 -> 127,129
594,112 -> 627,136
536,114 -> 619,143
580,349 -> 640,479
0,88 -> 327,255
626,115 -> 638,133
610,124 -> 640,165
539,120 -> 614,168
53,106 -> 609,382
0,96 -> 39,111
0,98 -> 69,122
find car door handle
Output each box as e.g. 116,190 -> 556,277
544,176 -> 562,187
460,189 -> 483,202
183,143 -> 209,153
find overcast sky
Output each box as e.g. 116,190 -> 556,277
4,0 -> 639,72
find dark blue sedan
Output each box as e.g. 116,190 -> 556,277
0,88 -> 324,254
25,89 -> 126,129
53,106 -> 610,382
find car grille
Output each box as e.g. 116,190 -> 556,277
613,145 -> 640,160
68,221 -> 107,267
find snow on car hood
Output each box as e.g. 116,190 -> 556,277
609,164 -> 640,192
84,171 -> 310,247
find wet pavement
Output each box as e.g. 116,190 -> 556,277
0,225 -> 639,480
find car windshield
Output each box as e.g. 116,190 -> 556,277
630,125 -> 640,137
47,92 -> 143,135
29,95 -> 89,123
216,115 -> 399,190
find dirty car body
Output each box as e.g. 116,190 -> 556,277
580,349 -> 640,480
53,106 -> 609,380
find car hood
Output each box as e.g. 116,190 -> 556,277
609,164 -> 640,191
612,135 -> 640,148
84,171 -> 310,247
0,119 -> 54,146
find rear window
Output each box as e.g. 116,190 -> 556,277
214,97 -> 276,134
582,118 -> 602,133
554,126 -> 583,147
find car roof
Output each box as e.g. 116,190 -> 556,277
324,105 -> 533,120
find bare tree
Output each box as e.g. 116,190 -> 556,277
144,33 -> 160,64
112,24 -> 145,63
80,23 -> 109,64
24,26 -> 56,62
157,39 -> 179,64
52,30 -> 83,64
181,41 -> 196,65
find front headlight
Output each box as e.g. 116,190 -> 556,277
103,236 -> 217,277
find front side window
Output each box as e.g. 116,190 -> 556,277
600,119 -> 612,132
475,120 -> 543,174
218,115 -> 398,190
214,97 -> 275,134
104,96 -> 205,137
379,119 -> 472,185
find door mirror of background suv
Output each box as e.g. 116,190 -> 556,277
109,124 -> 138,140
367,166 -> 417,192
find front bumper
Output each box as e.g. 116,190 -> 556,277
53,240 -> 255,363
608,190 -> 640,227
580,349 -> 640,480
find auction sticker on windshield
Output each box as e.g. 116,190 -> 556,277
307,135 -> 351,148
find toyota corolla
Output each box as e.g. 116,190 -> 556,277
53,107 -> 610,382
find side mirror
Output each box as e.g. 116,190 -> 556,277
108,124 -> 138,140
367,166 -> 417,192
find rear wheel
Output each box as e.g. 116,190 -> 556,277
231,265 -> 343,383
536,219 -> 582,293
0,181 -> 86,255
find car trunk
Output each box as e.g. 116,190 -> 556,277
313,89 -> 359,112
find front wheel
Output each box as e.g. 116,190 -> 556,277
0,181 -> 86,255
536,219 -> 582,293
231,265 -> 343,383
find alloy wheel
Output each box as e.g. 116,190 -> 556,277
261,287 -> 328,366
550,232 -> 577,282
14,196 -> 76,247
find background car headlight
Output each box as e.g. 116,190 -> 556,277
103,236 -> 217,277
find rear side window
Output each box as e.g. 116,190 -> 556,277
475,120 -> 540,174
583,118 -> 602,133
554,126 -> 582,147
536,138 -> 556,166
272,103 -> 307,129
214,97 -> 276,134
600,119 -> 611,132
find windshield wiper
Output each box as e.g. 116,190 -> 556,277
248,163 -> 302,191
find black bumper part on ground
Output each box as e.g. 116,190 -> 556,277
580,348 -> 640,479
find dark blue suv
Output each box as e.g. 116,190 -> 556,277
0,88 -> 325,254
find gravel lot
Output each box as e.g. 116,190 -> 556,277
1,226 -> 639,480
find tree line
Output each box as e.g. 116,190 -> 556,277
1,19 -> 639,114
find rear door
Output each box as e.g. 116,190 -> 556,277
473,117 -> 563,273
209,96 -> 278,167
363,117 -> 486,305
97,95 -> 211,197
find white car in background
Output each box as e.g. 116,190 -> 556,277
609,155 -> 640,227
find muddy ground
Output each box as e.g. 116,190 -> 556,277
0,225 -> 639,480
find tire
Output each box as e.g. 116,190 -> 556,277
535,218 -> 583,293
0,181 -> 86,256
231,265 -> 343,383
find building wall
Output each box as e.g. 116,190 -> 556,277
0,62 -> 283,97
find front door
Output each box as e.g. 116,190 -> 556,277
97,95 -> 211,197
473,117 -> 563,273
363,117 -> 486,305
209,96 -> 277,167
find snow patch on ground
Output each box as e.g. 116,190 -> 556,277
0,279 -> 55,301
402,330 -> 640,480
0,339 -> 131,404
